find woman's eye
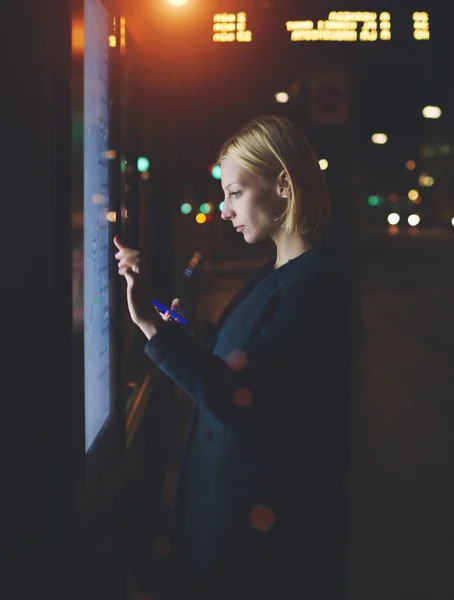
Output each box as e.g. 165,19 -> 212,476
230,191 -> 241,198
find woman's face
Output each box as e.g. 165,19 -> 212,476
220,159 -> 285,244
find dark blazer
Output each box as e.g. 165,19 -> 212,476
145,247 -> 353,600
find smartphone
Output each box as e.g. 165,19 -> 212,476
153,298 -> 188,325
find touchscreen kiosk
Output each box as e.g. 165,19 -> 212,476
83,0 -> 113,452
72,0 -> 124,500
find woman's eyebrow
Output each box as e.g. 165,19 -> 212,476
223,182 -> 242,191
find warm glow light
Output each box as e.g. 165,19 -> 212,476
120,16 -> 126,54
196,213 -> 207,224
408,214 -> 420,226
106,211 -> 116,222
109,35 -> 116,47
419,174 -> 434,187
422,105 -> 441,119
72,19 -> 84,54
408,189 -> 419,201
168,0 -> 189,6
388,213 -> 400,225
388,224 -> 399,235
319,159 -> 329,170
451,217 -> 454,226
406,160 -> 416,170
413,12 -> 430,40
275,92 -> 289,103
287,12 -> 391,43
213,12 -> 252,42
371,133 -> 388,144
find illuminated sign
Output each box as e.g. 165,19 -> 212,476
212,10 -> 430,43
413,12 -> 430,39
286,11 -> 392,42
213,12 -> 252,42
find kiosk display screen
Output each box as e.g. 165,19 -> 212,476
83,0 -> 112,452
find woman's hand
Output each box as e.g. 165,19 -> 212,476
114,237 -> 160,339
163,297 -> 192,324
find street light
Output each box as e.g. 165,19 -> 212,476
422,105 -> 441,119
371,133 -> 388,145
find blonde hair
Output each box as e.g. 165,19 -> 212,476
217,115 -> 331,241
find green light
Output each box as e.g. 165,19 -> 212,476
211,164 -> 222,180
367,195 -> 383,207
137,157 -> 150,172
200,203 -> 212,214
219,201 -> 225,212
181,203 -> 192,215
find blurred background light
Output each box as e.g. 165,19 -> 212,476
422,105 -> 441,119
408,214 -> 420,226
419,174 -> 434,187
200,202 -> 213,214
181,203 -> 192,214
275,92 -> 289,103
196,213 -> 207,224
388,213 -> 400,225
211,164 -> 222,179
368,195 -> 383,207
408,189 -> 419,201
137,157 -> 150,172
319,159 -> 328,171
219,201 -> 225,212
371,133 -> 388,145
167,0 -> 189,6
406,160 -> 416,170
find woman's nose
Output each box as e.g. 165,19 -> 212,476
221,201 -> 234,221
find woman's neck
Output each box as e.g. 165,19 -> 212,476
273,233 -> 314,269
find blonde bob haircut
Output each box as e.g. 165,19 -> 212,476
217,115 -> 331,242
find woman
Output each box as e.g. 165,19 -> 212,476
115,115 -> 353,599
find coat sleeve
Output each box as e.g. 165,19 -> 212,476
144,267 -> 348,428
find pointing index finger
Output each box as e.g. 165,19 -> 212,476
113,236 -> 124,250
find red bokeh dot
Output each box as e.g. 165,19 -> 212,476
249,505 -> 275,532
233,388 -> 253,408
227,349 -> 248,372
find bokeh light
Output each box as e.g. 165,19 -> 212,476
181,203 -> 192,214
371,133 -> 388,145
275,92 -> 289,103
211,164 -> 222,179
387,213 -> 400,225
195,213 -> 207,224
227,350 -> 248,372
249,505 -> 276,532
319,159 -> 328,170
408,214 -> 420,226
233,388 -> 253,408
200,202 -> 213,214
422,105 -> 441,119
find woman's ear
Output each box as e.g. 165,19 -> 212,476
277,170 -> 291,198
